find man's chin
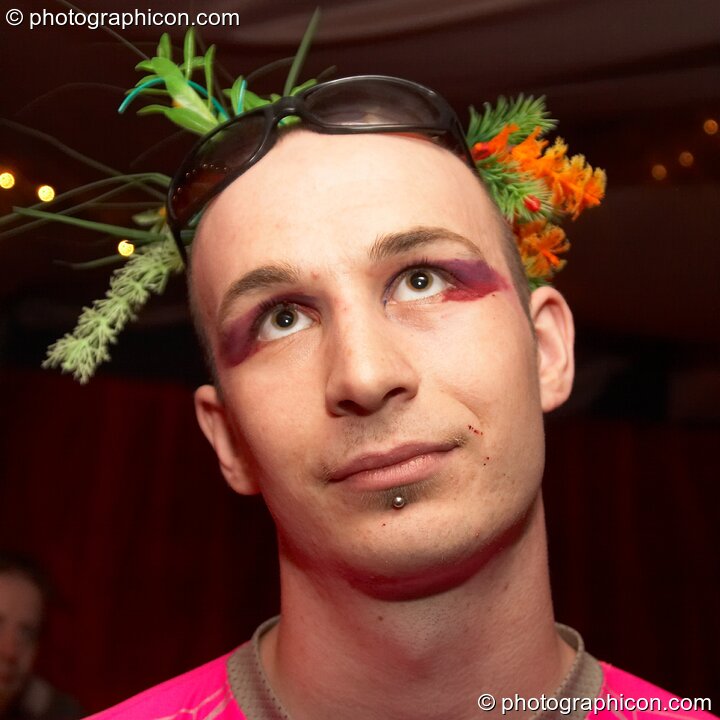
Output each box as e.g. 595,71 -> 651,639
340,529 -> 494,601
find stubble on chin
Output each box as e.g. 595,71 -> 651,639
352,475 -> 441,512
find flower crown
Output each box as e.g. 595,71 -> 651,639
2,14 -> 605,383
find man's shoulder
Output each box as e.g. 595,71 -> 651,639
598,662 -> 716,719
85,650 -> 246,720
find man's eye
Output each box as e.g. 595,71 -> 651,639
257,305 -> 313,341
392,268 -> 448,302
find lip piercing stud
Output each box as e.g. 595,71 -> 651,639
392,495 -> 406,509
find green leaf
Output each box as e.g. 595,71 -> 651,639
0,173 -> 170,241
179,57 -> 206,74
157,33 -> 172,60
135,74 -> 159,87
284,7 -> 321,96
136,104 -> 217,135
183,28 -> 195,79
289,78 -> 318,96
135,104 -> 174,115
132,208 -> 165,226
242,89 -> 272,111
147,57 -> 218,128
132,89 -> 171,98
279,115 -> 301,128
204,44 -> 216,112
13,207 -> 165,242
527,276 -> 549,292
228,76 -> 245,114
135,60 -> 155,72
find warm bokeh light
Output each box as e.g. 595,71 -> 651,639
0,172 -> 15,190
651,164 -> 667,181
117,240 -> 135,257
37,184 -> 55,202
678,151 -> 694,168
703,118 -> 718,135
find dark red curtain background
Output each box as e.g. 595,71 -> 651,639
0,368 -> 717,714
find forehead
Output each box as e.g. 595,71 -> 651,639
191,131 -> 507,314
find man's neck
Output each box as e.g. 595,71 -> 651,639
260,495 -> 574,720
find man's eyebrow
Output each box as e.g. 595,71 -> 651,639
218,263 -> 299,324
368,226 -> 486,262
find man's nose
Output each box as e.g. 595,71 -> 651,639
324,307 -> 420,417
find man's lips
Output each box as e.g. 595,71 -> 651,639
329,441 -> 458,489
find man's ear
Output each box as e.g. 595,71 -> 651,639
194,384 -> 261,495
529,286 -> 575,413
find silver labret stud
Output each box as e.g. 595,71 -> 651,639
392,495 -> 406,509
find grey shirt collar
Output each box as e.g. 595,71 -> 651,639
227,617 -> 603,720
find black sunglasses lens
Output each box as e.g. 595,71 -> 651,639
305,78 -> 448,128
171,113 -> 268,226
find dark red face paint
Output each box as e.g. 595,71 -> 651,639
219,293 -> 316,367
440,259 -> 507,302
219,312 -> 260,366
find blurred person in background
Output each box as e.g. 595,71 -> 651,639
0,553 -> 81,720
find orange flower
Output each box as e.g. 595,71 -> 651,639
472,123 -> 606,228
509,127 -> 547,166
514,221 -> 570,280
512,136 -> 606,220
563,161 -> 606,218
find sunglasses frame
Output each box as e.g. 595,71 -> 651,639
167,75 -> 475,262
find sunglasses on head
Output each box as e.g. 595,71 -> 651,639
166,75 -> 475,261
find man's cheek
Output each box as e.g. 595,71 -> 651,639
235,396 -> 317,465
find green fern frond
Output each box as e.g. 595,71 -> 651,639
42,236 -> 183,384
474,156 -> 552,222
527,275 -> 549,292
467,96 -> 556,146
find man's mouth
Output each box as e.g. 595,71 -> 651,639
329,441 -> 458,491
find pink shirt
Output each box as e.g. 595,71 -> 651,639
86,620 -> 716,720
86,655 -> 716,720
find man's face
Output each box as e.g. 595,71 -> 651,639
192,131 -> 573,598
0,573 -> 43,708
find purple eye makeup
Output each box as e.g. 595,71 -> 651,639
437,258 -> 508,302
218,257 -> 508,367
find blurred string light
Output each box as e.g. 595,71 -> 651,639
117,240 -> 135,257
678,151 -> 694,168
651,164 -> 667,181
37,184 -> 55,202
648,114 -> 719,181
0,172 -> 15,190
